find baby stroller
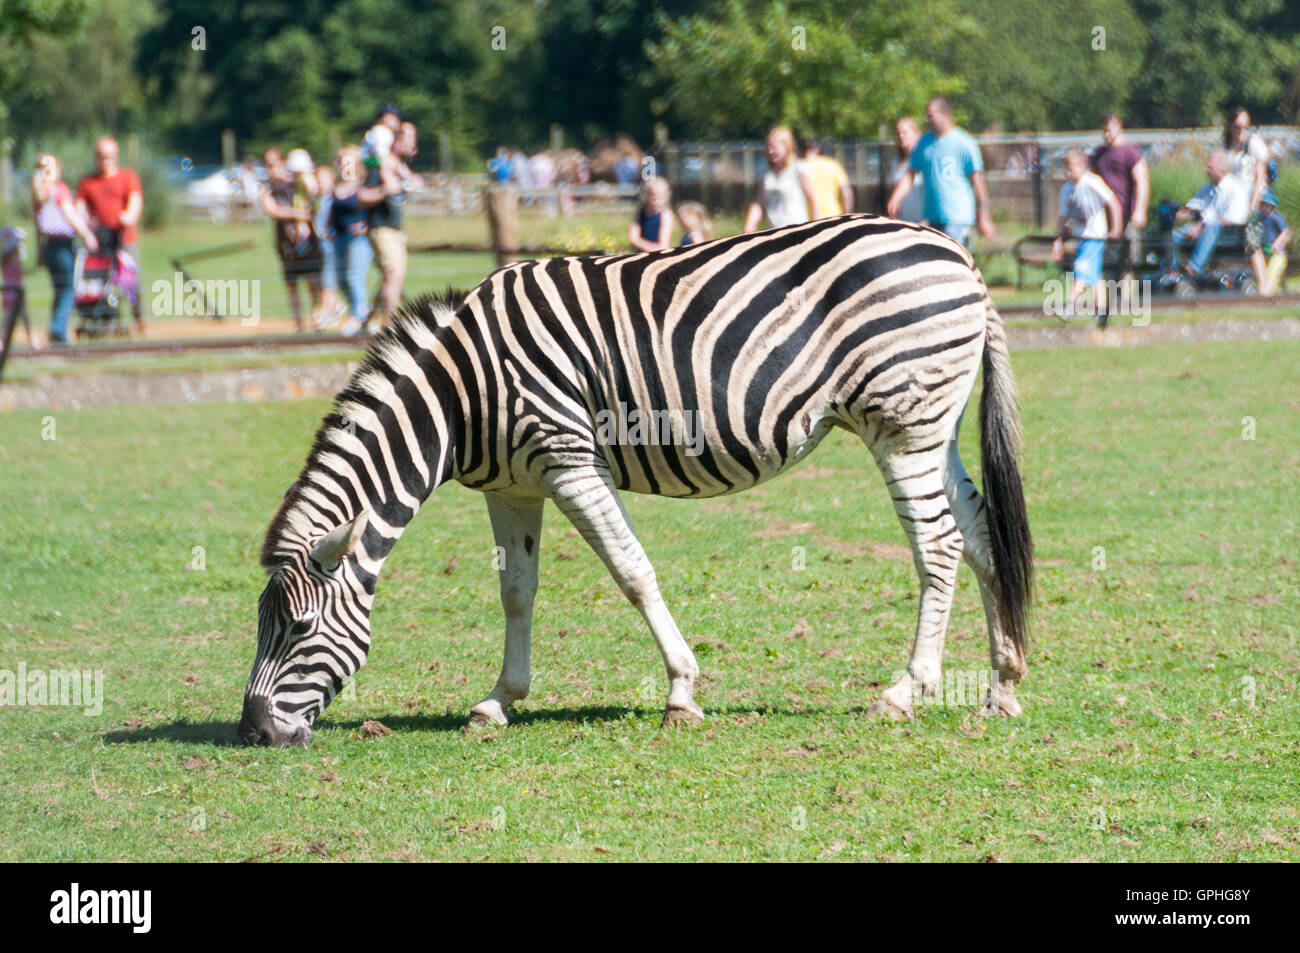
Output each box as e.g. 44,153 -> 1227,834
74,227 -> 132,339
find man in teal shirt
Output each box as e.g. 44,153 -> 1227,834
887,98 -> 997,249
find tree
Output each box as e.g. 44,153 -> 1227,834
1128,0 -> 1300,127
0,0 -> 91,133
921,0 -> 1147,132
646,0 -> 966,138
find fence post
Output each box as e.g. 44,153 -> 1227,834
439,130 -> 452,174
221,129 -> 237,168
743,144 -> 755,190
877,141 -> 888,215
700,145 -> 711,212
485,185 -> 520,266
664,141 -> 680,189
1033,139 -> 1044,229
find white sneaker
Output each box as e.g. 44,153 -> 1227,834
341,317 -> 366,337
314,304 -> 344,331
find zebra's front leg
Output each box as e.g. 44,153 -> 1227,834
867,451 -> 964,720
546,467 -> 704,726
468,493 -> 545,728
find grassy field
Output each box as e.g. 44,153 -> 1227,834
0,337 -> 1297,861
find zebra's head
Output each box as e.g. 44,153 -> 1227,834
239,511 -> 372,747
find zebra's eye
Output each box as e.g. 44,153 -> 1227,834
288,612 -> 318,637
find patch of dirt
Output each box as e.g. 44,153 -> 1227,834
754,519 -> 816,539
357,719 -> 390,739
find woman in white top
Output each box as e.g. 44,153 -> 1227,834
1224,106 -> 1270,213
31,153 -> 98,345
744,125 -> 817,231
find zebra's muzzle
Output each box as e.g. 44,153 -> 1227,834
237,695 -> 310,747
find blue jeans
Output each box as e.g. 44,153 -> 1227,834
335,232 -> 373,321
42,237 -> 76,341
1173,222 -> 1221,273
937,221 -> 973,250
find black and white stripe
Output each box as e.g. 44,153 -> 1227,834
240,214 -> 1033,745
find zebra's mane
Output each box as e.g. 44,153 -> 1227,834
259,287 -> 468,572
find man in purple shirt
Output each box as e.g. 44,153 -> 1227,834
1090,112 -> 1149,275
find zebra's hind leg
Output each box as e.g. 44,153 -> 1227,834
468,493 -> 545,728
866,446 -> 965,721
545,466 -> 704,726
945,443 -> 1026,717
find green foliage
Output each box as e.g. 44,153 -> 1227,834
647,0 -> 964,137
1145,162 -> 1209,213
7,0 -> 1300,165
1128,0 -> 1300,126
922,0 -> 1147,132
0,0 -> 90,127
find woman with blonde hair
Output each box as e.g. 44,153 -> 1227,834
743,125 -> 817,232
677,201 -> 713,245
629,176 -> 675,251
31,153 -> 98,345
330,145 -> 400,335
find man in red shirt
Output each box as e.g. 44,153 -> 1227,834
76,136 -> 144,331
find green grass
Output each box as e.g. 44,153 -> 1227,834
1,338 -> 1297,861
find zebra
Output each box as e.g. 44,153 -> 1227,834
239,213 -> 1033,747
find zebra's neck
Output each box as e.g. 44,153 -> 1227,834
261,308 -> 465,581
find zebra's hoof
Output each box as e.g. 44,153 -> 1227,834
981,686 -> 1023,718
465,710 -> 507,732
866,697 -> 913,721
662,703 -> 705,728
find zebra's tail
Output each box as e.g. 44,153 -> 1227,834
979,297 -> 1034,655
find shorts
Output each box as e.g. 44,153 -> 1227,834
278,232 -> 323,280
1245,212 -> 1265,252
1266,251 -> 1287,289
1072,238 -> 1104,285
369,227 -> 407,276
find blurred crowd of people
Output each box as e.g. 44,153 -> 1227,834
26,136 -> 144,345
258,103 -> 424,335
8,99 -> 1293,350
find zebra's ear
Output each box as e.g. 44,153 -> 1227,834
309,510 -> 370,573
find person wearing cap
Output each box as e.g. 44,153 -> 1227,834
1248,189 -> 1290,296
260,147 -> 322,332
364,103 -> 402,165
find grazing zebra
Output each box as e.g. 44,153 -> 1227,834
239,214 -> 1032,748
